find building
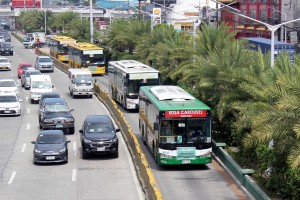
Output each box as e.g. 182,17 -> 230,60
218,0 -> 299,43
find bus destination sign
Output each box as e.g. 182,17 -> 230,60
165,110 -> 207,118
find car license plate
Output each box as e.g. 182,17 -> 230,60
56,124 -> 63,128
46,156 -> 55,160
97,147 -> 105,151
182,159 -> 191,164
4,110 -> 11,113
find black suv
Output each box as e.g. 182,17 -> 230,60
39,98 -> 75,134
0,43 -> 13,56
80,115 -> 120,159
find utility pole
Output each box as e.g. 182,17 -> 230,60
89,0 -> 94,44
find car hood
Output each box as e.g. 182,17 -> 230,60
44,112 -> 73,118
85,132 -> 116,140
35,143 -> 65,151
0,62 -> 11,66
0,87 -> 17,93
0,102 -> 19,108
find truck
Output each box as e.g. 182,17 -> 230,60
23,32 -> 46,48
30,75 -> 53,103
242,37 -> 296,62
67,69 -> 93,98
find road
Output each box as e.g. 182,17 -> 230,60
0,36 -> 144,200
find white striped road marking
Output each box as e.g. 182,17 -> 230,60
27,108 -> 30,114
72,169 -> 76,182
8,171 -> 16,184
26,97 -> 28,101
26,123 -> 30,130
73,142 -> 77,156
11,73 -> 14,77
21,143 -> 26,152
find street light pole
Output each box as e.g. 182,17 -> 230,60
89,0 -> 93,44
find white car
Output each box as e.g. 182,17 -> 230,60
0,79 -> 19,96
0,94 -> 22,116
0,57 -> 11,71
0,36 -> 5,43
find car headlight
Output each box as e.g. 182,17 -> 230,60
65,118 -> 74,123
83,138 -> 91,143
58,148 -> 66,153
11,106 -> 20,109
160,153 -> 172,159
74,89 -> 78,92
44,119 -> 53,123
89,88 -> 93,92
35,149 -> 42,153
110,137 -> 118,143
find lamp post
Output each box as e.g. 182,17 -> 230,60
266,6 -> 287,43
89,0 -> 93,44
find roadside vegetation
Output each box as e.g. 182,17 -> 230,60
16,10 -> 300,199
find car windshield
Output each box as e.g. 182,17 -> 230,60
0,95 -> 17,102
86,124 -> 114,133
44,103 -> 69,112
1,44 -> 11,48
23,37 -> 30,42
20,65 -> 32,69
39,58 -> 52,62
31,81 -> 51,89
75,75 -> 92,85
0,59 -> 9,63
37,134 -> 64,144
26,71 -> 41,77
0,81 -> 15,87
41,94 -> 60,100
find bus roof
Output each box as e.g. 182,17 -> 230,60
109,60 -> 159,74
140,86 -> 211,111
68,42 -> 103,51
50,35 -> 77,43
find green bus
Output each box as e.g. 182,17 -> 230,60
139,85 -> 212,165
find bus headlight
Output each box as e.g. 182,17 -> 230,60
160,153 -> 172,159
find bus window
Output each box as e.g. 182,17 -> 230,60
160,120 -> 186,144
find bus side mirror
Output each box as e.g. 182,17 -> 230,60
154,122 -> 158,131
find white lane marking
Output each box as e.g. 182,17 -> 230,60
11,73 -> 14,77
21,143 -> 26,152
119,132 -> 144,200
72,169 -> 76,182
27,108 -> 30,114
26,97 -> 28,101
73,142 -> 77,156
26,123 -> 30,130
8,171 -> 16,184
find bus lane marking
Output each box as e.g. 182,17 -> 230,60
21,143 -> 26,152
8,171 -> 16,184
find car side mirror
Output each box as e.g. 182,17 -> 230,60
66,140 -> 71,144
71,79 -> 75,84
70,109 -> 74,112
19,99 -> 23,102
31,141 -> 35,144
93,79 -> 97,83
79,129 -> 83,133
116,128 -> 120,132
52,85 -> 54,88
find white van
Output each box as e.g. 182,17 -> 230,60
30,75 -> 53,103
68,69 -> 93,98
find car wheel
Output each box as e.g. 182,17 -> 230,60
31,99 -> 34,104
69,127 -> 75,135
89,95 -> 93,98
39,121 -> 42,129
113,151 -> 119,158
82,150 -> 88,159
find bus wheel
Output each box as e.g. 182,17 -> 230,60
153,141 -> 158,163
142,126 -> 146,145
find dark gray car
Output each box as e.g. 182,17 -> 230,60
31,130 -> 70,164
0,43 -> 13,56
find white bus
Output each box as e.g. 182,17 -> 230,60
107,60 -> 160,109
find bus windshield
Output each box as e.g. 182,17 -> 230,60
58,44 -> 68,54
82,54 -> 105,64
127,78 -> 160,94
159,118 -> 210,144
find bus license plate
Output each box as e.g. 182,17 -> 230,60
97,147 -> 105,151
182,160 -> 191,164
46,156 -> 55,160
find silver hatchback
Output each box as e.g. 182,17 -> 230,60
21,69 -> 41,90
